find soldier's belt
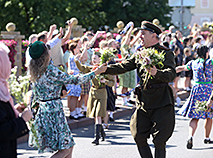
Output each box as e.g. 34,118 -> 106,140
141,82 -> 168,90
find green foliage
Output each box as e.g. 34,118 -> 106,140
0,0 -> 172,38
101,0 -> 172,29
100,49 -> 115,64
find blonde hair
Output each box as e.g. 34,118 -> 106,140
108,39 -> 116,47
99,40 -> 108,49
29,45 -> 50,82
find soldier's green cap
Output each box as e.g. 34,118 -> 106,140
140,21 -> 162,35
29,41 -> 45,59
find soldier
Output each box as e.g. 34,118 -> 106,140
103,21 -> 176,158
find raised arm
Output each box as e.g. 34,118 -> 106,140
89,31 -> 105,47
79,42 -> 89,62
130,30 -> 142,47
61,21 -> 73,45
122,24 -> 134,47
47,24 -> 57,41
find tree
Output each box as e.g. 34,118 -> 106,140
100,0 -> 172,30
0,0 -> 172,38
0,0 -> 105,38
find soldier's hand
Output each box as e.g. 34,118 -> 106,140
146,66 -> 157,76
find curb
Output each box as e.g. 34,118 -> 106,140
17,105 -> 135,144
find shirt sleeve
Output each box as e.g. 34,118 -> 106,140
25,47 -> 31,67
186,60 -> 193,70
47,37 -> 61,49
48,64 -> 95,85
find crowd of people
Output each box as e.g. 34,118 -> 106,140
0,18 -> 213,158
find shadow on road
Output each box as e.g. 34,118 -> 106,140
192,147 -> 213,150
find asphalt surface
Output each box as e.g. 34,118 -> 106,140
17,78 -> 213,157
17,100 -> 213,158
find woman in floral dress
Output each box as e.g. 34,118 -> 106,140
176,45 -> 213,149
28,41 -> 106,157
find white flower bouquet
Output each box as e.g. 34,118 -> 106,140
7,66 -> 38,145
195,101 -> 213,112
7,66 -> 30,105
136,48 -> 165,89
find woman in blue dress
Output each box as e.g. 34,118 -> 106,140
28,41 -> 106,157
176,45 -> 213,149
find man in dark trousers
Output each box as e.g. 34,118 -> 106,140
104,21 -> 176,158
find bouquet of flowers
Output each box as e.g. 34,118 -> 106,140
7,66 -> 30,105
100,49 -> 115,64
91,49 -> 115,87
136,47 -> 165,89
7,67 -> 38,145
195,101 -> 213,112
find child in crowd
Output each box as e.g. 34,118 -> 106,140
75,50 -> 115,145
169,45 -> 181,106
183,47 -> 193,92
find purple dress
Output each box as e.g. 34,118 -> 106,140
178,58 -> 213,119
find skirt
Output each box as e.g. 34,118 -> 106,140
87,88 -> 107,118
28,99 -> 75,153
80,81 -> 91,95
178,83 -> 213,119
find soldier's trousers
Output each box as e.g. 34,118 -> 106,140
130,104 -> 175,151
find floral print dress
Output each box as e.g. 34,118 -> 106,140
29,64 -> 95,153
178,58 -> 213,119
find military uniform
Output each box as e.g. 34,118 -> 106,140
75,60 -> 115,118
104,21 -> 176,158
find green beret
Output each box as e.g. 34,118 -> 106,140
29,41 -> 45,59
140,21 -> 162,35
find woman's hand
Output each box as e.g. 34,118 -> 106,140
68,69 -> 74,75
93,63 -> 107,75
61,89 -> 71,98
20,106 -> 33,122
100,78 -> 106,83
206,100 -> 213,112
15,103 -> 27,113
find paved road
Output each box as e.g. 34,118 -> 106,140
17,78 -> 213,158
17,99 -> 213,158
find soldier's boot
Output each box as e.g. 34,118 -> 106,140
92,124 -> 101,145
155,149 -> 166,158
100,125 -> 106,141
138,145 -> 153,158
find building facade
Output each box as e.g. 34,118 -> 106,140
190,0 -> 213,26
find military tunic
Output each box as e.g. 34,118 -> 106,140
75,60 -> 115,118
104,43 -> 176,150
